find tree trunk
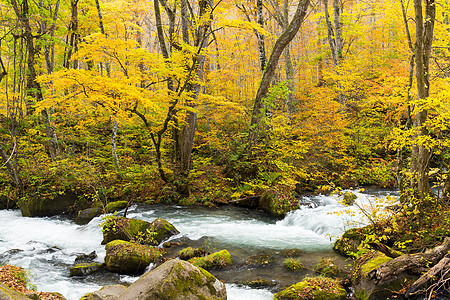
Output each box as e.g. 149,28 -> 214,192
248,0 -> 310,145
409,0 -> 435,199
10,0 -> 57,161
0,143 -> 20,187
179,0 -> 211,177
256,0 -> 267,72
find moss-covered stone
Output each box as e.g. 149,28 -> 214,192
105,201 -> 128,213
75,207 -> 102,225
79,284 -> 126,300
189,250 -> 232,270
178,247 -> 206,260
244,253 -> 275,268
353,251 -> 401,300
118,259 -> 226,300
104,240 -> 165,274
274,277 -> 346,300
342,191 -> 357,206
69,262 -> 102,277
259,191 -> 286,217
314,257 -> 341,278
333,228 -> 364,257
283,258 -> 304,271
18,191 -> 78,217
101,216 -> 179,246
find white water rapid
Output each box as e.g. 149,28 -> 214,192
0,189 -> 397,300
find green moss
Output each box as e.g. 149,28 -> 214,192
189,250 -> 232,270
178,247 -> 206,260
314,258 -> 341,277
105,241 -> 165,274
283,258 -> 304,271
105,201 -> 128,213
360,252 -> 392,276
105,240 -> 128,251
333,228 -> 364,257
274,277 -> 346,300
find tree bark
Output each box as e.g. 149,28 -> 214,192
248,0 -> 310,145
256,0 -> 267,72
368,237 -> 450,285
0,143 -> 20,187
409,0 -> 435,199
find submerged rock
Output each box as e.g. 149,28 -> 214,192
240,279 -> 277,289
75,207 -> 102,225
104,240 -> 165,274
188,249 -> 232,270
118,259 -> 227,300
69,262 -> 103,277
75,251 -> 98,263
102,216 -> 179,246
80,284 -> 126,300
274,277 -> 346,300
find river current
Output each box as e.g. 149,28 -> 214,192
0,189 -> 397,299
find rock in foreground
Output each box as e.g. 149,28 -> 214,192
119,259 -> 226,300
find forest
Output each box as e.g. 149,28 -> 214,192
0,0 -> 450,299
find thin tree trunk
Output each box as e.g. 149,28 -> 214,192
248,0 -> 310,145
0,143 -> 20,186
256,0 -> 267,72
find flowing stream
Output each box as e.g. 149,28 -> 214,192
0,188 -> 397,300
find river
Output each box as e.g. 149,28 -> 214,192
0,188 -> 397,299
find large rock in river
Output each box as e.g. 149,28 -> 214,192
18,191 -> 78,217
102,216 -> 179,246
104,240 -> 165,274
118,259 -> 227,300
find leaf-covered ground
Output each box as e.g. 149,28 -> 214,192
0,265 -> 65,300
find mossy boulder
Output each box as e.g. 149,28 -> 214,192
18,191 -> 78,217
314,258 -> 341,278
104,240 -> 165,274
333,228 -> 364,257
353,251 -> 402,300
274,277 -> 346,300
342,191 -> 357,206
105,201 -> 128,213
69,262 -> 102,277
189,250 -> 232,270
178,247 -> 206,260
283,258 -> 304,271
102,216 -> 179,246
259,191 -> 286,217
79,284 -> 126,300
75,207 -> 102,225
118,259 -> 226,300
